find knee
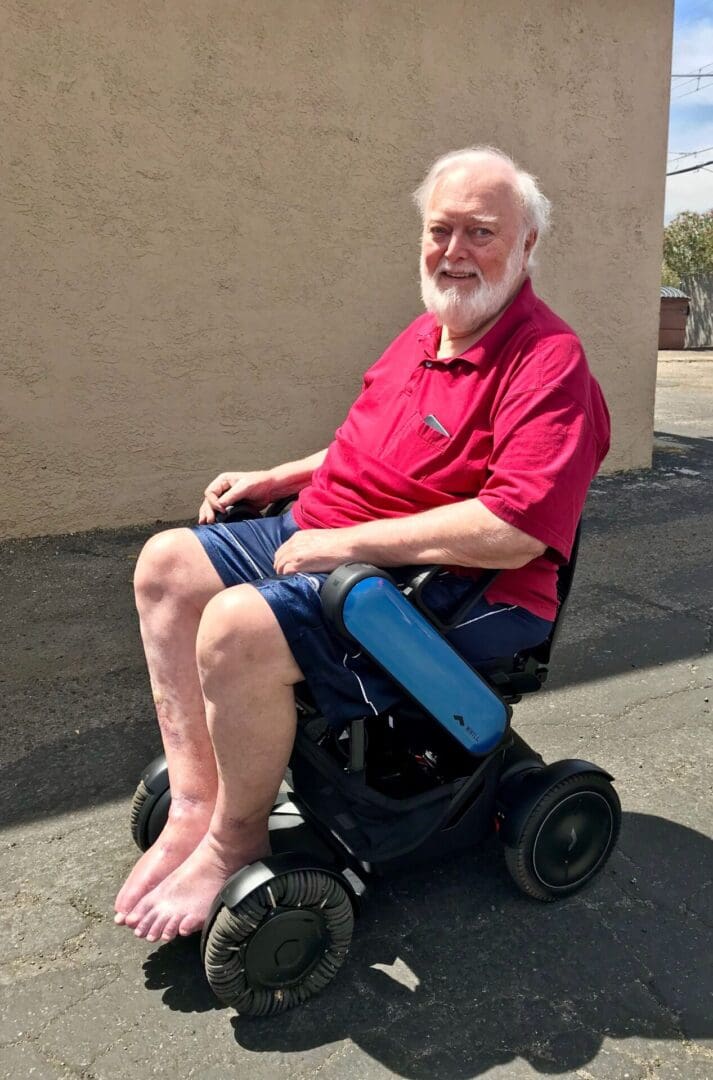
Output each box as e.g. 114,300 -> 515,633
196,590 -> 253,674
197,587 -> 289,692
197,587 -> 303,693
134,528 -> 200,609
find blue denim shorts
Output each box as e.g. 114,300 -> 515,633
192,512 -> 552,726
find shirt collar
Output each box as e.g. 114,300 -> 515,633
416,277 -> 537,367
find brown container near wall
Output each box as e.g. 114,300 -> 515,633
659,287 -> 690,349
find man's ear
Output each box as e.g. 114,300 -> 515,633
523,228 -> 538,265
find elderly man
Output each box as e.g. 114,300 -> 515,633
115,146 -> 610,943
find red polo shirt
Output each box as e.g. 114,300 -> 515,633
293,279 -> 610,619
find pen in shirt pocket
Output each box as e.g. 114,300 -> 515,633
422,413 -> 451,438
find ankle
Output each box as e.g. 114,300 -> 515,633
204,822 -> 270,865
166,794 -> 215,828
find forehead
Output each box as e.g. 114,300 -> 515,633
426,163 -> 523,223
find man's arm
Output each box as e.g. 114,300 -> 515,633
262,449 -> 329,500
199,449 -> 328,524
273,498 -> 546,574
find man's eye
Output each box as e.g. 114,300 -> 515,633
472,227 -> 492,238
430,227 -> 448,237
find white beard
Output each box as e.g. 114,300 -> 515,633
419,239 -> 526,333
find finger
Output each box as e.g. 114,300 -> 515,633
198,501 -> 215,524
204,475 -> 232,497
273,540 -> 291,573
205,490 -> 225,513
217,482 -> 247,509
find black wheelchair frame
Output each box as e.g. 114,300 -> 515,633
129,502 -> 621,1016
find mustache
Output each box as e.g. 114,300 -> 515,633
432,260 -> 483,282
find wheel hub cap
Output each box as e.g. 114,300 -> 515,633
533,791 -> 614,888
245,909 -> 328,988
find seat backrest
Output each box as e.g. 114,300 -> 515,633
481,522 -> 582,698
526,521 -> 582,667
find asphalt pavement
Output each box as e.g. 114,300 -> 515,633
1,353 -> 711,1079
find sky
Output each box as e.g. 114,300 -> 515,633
665,0 -> 713,221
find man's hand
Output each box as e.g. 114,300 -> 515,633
199,471 -> 276,524
273,528 -> 356,575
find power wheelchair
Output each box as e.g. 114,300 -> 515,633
129,499 -> 621,1016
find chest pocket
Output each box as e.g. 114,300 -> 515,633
414,417 -> 455,446
382,408 -> 447,459
382,406 -> 491,494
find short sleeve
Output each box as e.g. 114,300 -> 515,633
477,385 -> 605,563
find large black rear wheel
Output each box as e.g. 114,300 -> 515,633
504,771 -> 621,901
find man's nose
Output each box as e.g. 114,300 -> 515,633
444,230 -> 468,260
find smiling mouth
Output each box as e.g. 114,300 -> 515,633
441,271 -> 479,281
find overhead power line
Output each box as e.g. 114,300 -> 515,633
668,145 -> 713,160
671,61 -> 713,99
675,82 -> 713,100
666,159 -> 713,176
671,61 -> 713,81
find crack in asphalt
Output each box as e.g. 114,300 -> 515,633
608,585 -> 713,628
293,1040 -> 353,1080
537,677 -> 713,731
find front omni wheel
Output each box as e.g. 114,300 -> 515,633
504,772 -> 621,902
203,867 -> 355,1016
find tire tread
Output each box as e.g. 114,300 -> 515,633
204,869 -> 354,1015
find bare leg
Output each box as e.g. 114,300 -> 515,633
123,584 -> 304,943
114,528 -> 225,923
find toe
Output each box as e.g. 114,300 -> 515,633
124,893 -> 153,930
133,907 -> 160,939
145,911 -> 171,943
160,915 -> 183,942
178,913 -> 203,937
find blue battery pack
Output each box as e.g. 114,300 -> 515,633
339,574 -> 510,754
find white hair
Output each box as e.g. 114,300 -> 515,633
413,146 -> 552,260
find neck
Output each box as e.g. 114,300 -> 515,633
439,318 -> 496,357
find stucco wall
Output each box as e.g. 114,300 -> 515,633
2,0 -> 673,539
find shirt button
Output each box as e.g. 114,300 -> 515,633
424,361 -> 433,368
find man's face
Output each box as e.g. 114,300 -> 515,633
419,162 -> 534,333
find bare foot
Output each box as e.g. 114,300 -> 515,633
123,831 -> 270,943
114,803 -> 212,925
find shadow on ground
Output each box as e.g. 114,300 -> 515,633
2,434 -> 711,828
138,812 -> 711,1077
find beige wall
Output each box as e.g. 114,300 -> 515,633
1,0 -> 673,539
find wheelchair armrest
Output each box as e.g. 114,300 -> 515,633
321,562 -> 501,637
321,564 -> 395,638
320,563 -> 511,755
214,494 -> 298,525
214,501 -> 262,524
402,566 -> 501,632
265,495 -> 298,517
